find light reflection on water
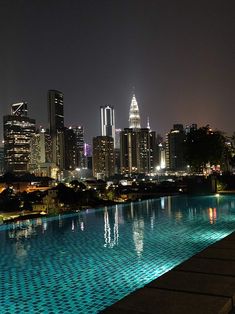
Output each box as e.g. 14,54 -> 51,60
0,195 -> 235,313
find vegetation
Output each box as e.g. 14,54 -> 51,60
184,125 -> 232,173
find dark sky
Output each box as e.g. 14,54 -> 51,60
0,0 -> 234,143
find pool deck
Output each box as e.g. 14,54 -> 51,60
102,231 -> 235,314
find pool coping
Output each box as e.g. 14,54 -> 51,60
102,231 -> 235,314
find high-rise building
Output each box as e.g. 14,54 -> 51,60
100,105 -> 115,144
120,128 -> 156,174
3,102 -> 35,174
48,90 -> 64,170
129,94 -> 141,129
29,127 -> 52,176
0,144 -> 4,175
93,136 -> 115,179
166,124 -> 186,171
73,126 -> 85,168
64,127 -> 76,170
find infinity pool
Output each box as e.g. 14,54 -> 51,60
1,194 -> 235,313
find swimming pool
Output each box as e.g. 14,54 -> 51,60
1,194 -> 235,313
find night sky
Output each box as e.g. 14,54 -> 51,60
1,0 -> 234,143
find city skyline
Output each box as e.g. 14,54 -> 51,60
1,0 -> 234,143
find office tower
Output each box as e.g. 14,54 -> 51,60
3,102 -> 35,174
115,128 -> 121,149
158,143 -> 166,169
73,126 -> 85,168
84,143 -> 92,170
64,127 -> 76,170
120,128 -> 156,174
48,90 -> 64,170
29,128 -> 52,176
100,105 -> 115,145
166,124 -> 186,171
0,144 -> 4,175
30,129 -> 46,170
93,136 -> 115,179
129,94 -> 141,129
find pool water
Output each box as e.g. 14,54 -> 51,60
1,194 -> 235,313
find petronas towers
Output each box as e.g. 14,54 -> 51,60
129,94 -> 141,129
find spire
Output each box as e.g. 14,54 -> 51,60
129,94 -> 141,128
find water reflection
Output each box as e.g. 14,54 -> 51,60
208,207 -> 217,224
8,220 -> 37,240
133,218 -> 144,257
3,195 -> 235,251
1,195 -> 235,314
104,206 -> 119,248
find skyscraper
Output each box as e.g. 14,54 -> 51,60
48,90 -> 64,133
73,126 -> 85,168
3,102 -> 35,174
48,90 -> 64,170
166,124 -> 186,171
129,94 -> 141,129
120,128 -> 156,174
93,136 -> 115,179
29,127 -> 52,176
100,105 -> 115,144
64,127 -> 76,170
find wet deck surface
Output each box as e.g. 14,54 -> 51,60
102,231 -> 235,314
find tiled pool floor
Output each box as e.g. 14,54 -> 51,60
0,195 -> 235,313
103,231 -> 235,313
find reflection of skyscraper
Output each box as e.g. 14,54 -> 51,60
3,102 -> 35,174
129,94 -> 141,129
104,206 -> 119,248
100,106 -> 115,145
133,219 -> 144,257
48,90 -> 64,170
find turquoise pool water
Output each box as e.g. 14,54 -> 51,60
1,194 -> 235,313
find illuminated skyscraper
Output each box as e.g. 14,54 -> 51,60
166,124 -> 186,171
64,127 -> 76,170
48,90 -> 64,170
100,105 -> 115,144
29,127 -> 52,176
73,126 -> 85,168
129,94 -> 141,129
3,102 -> 35,174
93,136 -> 115,179
120,128 -> 156,174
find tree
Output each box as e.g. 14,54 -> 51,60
184,125 -> 231,173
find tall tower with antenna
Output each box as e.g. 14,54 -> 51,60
129,94 -> 141,129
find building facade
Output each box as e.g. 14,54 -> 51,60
48,90 -> 64,170
3,102 -> 35,174
166,124 -> 187,171
120,128 -> 156,174
73,126 -> 85,168
64,127 -> 76,170
93,136 -> 115,179
100,105 -> 115,145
